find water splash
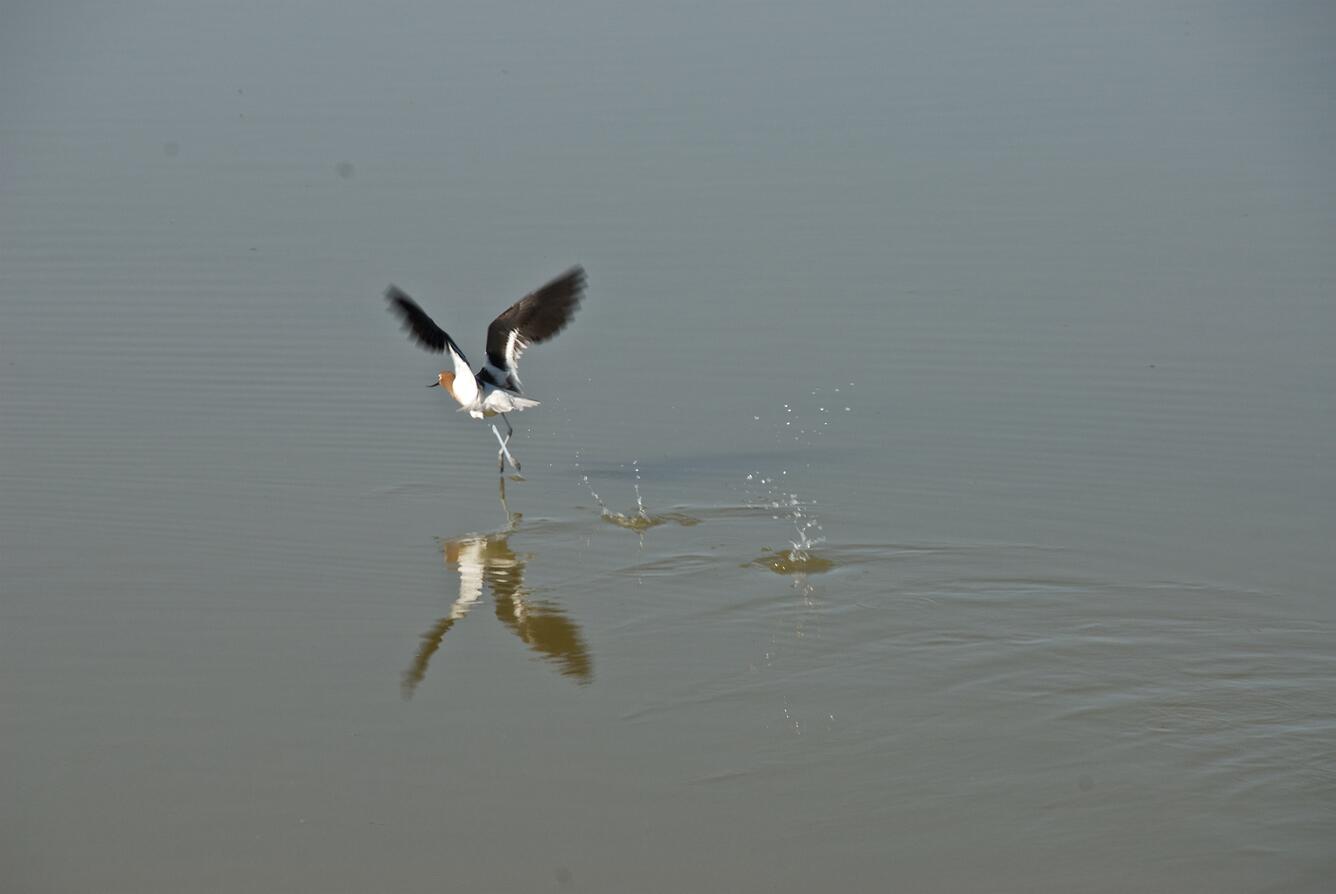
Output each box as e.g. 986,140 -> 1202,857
577,459 -> 699,534
751,382 -> 854,445
632,460 -> 646,517
743,388 -> 853,573
601,508 -> 700,533
575,450 -> 610,514
744,473 -> 831,573
579,473 -> 608,515
752,547 -> 834,575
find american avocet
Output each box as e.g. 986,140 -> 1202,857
386,266 -> 586,474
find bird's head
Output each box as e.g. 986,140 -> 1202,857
431,371 -> 462,404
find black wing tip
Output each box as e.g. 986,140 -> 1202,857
537,265 -> 586,296
562,265 -> 587,290
549,265 -> 588,311
384,284 -> 449,353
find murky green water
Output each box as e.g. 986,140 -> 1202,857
3,2 -> 1335,891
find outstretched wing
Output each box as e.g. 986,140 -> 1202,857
385,285 -> 469,363
485,266 -> 586,376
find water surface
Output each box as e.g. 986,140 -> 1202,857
3,2 -> 1335,891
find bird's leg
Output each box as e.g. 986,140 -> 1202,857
500,414 -> 520,472
491,425 -> 506,473
491,424 -> 520,473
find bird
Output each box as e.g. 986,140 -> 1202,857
386,266 -> 586,474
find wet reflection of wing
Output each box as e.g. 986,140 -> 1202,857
401,614 -> 460,699
400,536 -> 489,699
494,591 -> 593,684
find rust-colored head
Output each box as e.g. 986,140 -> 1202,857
432,370 -> 464,406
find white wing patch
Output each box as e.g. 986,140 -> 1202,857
504,329 -> 529,383
448,343 -> 479,406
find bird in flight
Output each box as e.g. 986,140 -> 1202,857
386,266 -> 586,474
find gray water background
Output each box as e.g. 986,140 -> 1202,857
3,2 -> 1334,891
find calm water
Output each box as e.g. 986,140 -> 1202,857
4,2 -> 1335,891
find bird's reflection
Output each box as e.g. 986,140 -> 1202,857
402,478 -> 591,698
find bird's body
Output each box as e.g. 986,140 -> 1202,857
436,370 -> 540,419
386,266 -> 586,473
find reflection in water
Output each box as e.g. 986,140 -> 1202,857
402,480 -> 591,698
